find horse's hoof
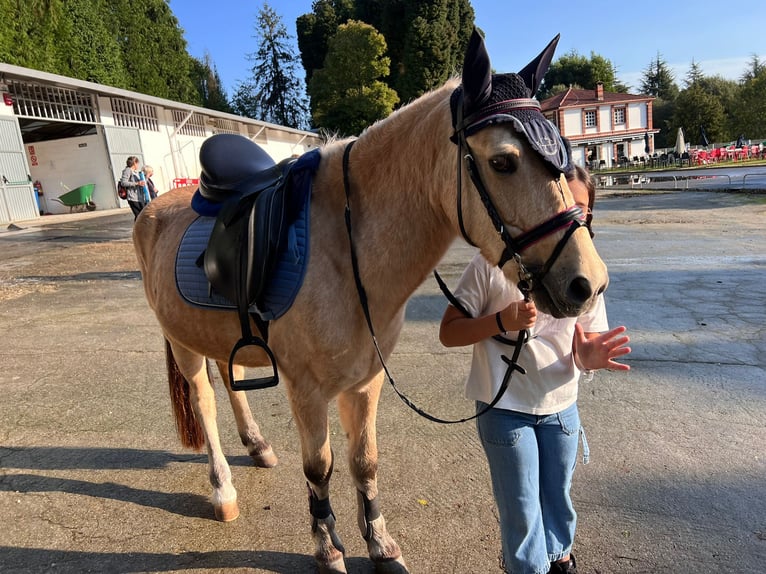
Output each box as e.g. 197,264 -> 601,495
316,554 -> 347,574
251,446 -> 278,468
374,556 -> 409,574
214,500 -> 240,522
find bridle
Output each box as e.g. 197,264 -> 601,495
452,91 -> 585,293
341,94 -> 587,424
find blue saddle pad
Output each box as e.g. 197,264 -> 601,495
175,149 -> 319,321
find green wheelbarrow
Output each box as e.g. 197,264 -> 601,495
52,184 -> 96,212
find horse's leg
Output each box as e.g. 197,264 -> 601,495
169,342 -> 239,522
289,388 -> 347,573
215,361 -> 278,468
338,371 -> 408,573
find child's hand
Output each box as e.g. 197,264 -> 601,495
574,323 -> 631,371
498,300 -> 537,331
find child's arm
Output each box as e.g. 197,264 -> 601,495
440,300 -> 537,348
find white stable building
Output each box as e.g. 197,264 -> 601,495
0,63 -> 321,223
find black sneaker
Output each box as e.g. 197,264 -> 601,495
548,553 -> 577,574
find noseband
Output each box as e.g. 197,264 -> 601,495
453,93 -> 584,294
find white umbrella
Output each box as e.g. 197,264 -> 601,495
675,127 -> 687,155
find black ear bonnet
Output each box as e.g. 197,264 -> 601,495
450,31 -> 572,174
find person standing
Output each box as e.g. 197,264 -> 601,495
143,165 -> 159,201
439,166 -> 631,574
120,156 -> 147,219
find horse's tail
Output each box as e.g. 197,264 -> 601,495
165,338 -> 205,451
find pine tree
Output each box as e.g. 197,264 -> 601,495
640,53 -> 679,100
232,2 -> 309,129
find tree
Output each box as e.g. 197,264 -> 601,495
731,67 -> 766,140
308,20 -> 398,135
539,50 -> 623,100
672,85 -> 726,147
190,53 -> 233,113
684,60 -> 704,88
640,53 -> 679,100
109,0 -> 200,104
360,0 -> 474,103
56,0 -> 127,87
233,2 -> 309,129
297,0 -> 474,106
296,0 -> 355,85
741,54 -> 765,82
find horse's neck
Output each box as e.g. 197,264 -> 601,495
345,83 -> 459,313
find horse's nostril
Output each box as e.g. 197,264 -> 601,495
568,276 -> 593,305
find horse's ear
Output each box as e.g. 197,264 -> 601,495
462,28 -> 492,112
517,34 -> 560,95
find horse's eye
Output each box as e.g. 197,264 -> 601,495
489,155 -> 516,173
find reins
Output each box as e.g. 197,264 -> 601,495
342,95 -> 585,424
343,140 -> 524,424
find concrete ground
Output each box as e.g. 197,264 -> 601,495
0,190 -> 764,573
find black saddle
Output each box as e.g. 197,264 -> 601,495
198,134 -> 298,391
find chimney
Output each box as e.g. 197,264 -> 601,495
595,82 -> 604,101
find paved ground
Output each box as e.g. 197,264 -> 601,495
0,190 -> 764,573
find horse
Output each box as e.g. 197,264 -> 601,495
133,30 -> 608,574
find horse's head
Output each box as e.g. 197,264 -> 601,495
450,29 -> 608,318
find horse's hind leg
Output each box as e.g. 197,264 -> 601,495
288,386 -> 347,573
168,342 -> 239,522
216,361 -> 278,468
338,371 -> 408,573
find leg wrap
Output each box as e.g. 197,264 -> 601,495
307,483 -> 334,530
357,490 -> 381,541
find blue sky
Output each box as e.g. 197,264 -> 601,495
168,0 -> 766,96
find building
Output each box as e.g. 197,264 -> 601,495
0,63 -> 322,224
541,83 -> 656,170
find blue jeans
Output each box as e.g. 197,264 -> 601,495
476,402 -> 583,574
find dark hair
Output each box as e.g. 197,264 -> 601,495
566,164 -> 595,237
126,156 -> 138,167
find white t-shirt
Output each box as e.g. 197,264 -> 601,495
453,254 -> 609,415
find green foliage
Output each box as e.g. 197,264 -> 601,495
652,98 -> 676,149
640,53 -> 679,100
110,0 -> 200,104
539,50 -> 621,99
190,54 -> 233,113
672,85 -> 726,147
308,21 -> 398,135
297,0 -> 474,108
0,0 -> 204,106
0,0 -> 68,72
296,0 -> 355,85
731,68 -> 766,141
232,2 -> 309,129
56,0 -> 127,87
364,0 -> 474,103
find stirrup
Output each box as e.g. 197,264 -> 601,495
228,336 -> 279,391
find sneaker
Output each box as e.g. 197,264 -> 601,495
548,553 -> 577,574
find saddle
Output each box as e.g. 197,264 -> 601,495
196,134 -> 301,391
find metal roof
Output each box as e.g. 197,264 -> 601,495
0,62 -> 319,141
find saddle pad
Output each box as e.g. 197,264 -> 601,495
175,149 -> 319,320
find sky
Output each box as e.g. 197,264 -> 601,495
168,0 -> 766,97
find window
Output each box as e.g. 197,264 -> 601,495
9,80 -> 97,123
212,118 -> 240,135
172,110 -> 207,137
613,107 -> 626,125
111,98 -> 159,131
584,109 -> 597,128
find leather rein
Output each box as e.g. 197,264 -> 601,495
342,103 -> 584,423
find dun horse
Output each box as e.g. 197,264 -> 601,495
133,30 -> 608,573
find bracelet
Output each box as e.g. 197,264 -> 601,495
495,311 -> 507,333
